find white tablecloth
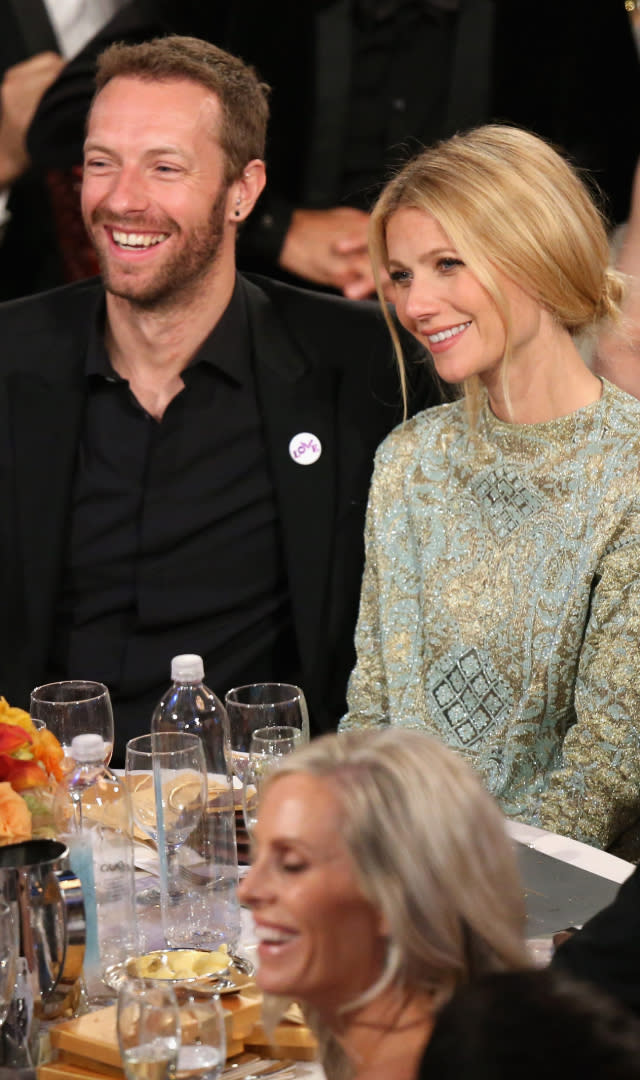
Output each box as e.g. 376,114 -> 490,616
506,820 -> 634,884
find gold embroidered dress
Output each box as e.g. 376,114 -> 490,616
341,380 -> 640,854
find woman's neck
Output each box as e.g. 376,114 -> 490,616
483,320 -> 602,424
331,986 -> 434,1080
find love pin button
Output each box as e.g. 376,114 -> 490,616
289,432 -> 322,465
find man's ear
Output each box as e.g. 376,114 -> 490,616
228,159 -> 267,223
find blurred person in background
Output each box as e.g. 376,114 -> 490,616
24,0 -> 640,300
418,969 -> 640,1080
595,158 -> 640,397
0,0 -> 126,299
552,864 -> 640,1018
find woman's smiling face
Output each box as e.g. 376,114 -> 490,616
386,207 -> 544,394
237,772 -> 388,1019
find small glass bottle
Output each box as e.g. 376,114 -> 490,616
54,733 -> 137,1003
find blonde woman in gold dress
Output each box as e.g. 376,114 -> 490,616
341,125 -> 640,859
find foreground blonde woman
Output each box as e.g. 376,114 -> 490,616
239,728 -> 528,1080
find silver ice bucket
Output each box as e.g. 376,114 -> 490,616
0,838 -> 85,1068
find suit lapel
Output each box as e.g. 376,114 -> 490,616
242,278 -> 337,678
9,372 -> 84,670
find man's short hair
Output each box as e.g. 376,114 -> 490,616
94,35 -> 270,183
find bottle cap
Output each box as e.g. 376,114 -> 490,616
171,654 -> 204,682
70,733 -> 105,763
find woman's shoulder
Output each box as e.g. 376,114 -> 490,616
601,379 -> 640,435
597,382 -> 640,474
376,399 -> 466,464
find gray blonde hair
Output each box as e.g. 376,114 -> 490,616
370,124 -> 625,419
263,729 -> 528,1008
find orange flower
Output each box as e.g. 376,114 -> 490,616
32,729 -> 64,783
0,697 -> 35,734
0,755 -> 47,792
0,722 -> 31,756
0,780 -> 32,843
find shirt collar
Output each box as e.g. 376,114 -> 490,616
85,275 -> 251,387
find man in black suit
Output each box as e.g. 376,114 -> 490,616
27,0 -> 640,300
0,35 -> 434,763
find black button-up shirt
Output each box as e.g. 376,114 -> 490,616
49,279 -> 298,763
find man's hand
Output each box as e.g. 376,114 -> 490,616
279,206 -> 379,300
0,52 -> 65,188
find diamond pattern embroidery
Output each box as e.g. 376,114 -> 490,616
471,467 -> 543,538
429,648 -> 512,746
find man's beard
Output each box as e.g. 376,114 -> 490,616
88,186 -> 228,312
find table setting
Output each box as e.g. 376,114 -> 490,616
0,670 -> 635,1080
0,673 -> 319,1080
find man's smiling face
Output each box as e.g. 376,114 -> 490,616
82,75 -> 233,310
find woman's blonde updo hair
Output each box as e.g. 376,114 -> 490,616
370,124 -> 625,412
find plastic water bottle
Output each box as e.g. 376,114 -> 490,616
151,655 -> 240,951
53,733 -> 137,1003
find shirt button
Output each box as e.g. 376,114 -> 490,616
392,97 -> 406,112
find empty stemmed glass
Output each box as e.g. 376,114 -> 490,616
125,732 -> 207,946
224,683 -> 309,784
30,681 -> 114,771
225,684 -> 308,863
117,979 -> 180,1080
242,725 -> 304,835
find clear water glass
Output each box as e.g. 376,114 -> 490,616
117,979 -> 180,1080
242,725 -> 304,835
177,990 -> 226,1080
125,732 -> 208,948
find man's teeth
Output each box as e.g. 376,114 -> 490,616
112,230 -> 168,248
255,926 -> 296,945
428,321 -> 471,344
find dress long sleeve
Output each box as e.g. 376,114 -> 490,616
533,528 -> 640,851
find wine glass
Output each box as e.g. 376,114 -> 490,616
178,990 -> 226,1080
117,979 -> 180,1080
225,684 -> 308,865
125,732 -> 207,946
0,900 -> 17,1027
224,683 -> 309,784
30,680 -> 114,771
242,725 -> 304,835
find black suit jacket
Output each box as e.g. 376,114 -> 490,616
0,3 -> 63,300
551,865 -> 640,1017
27,0 -> 640,271
0,273 -> 436,737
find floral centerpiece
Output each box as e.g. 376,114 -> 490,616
0,697 -> 64,844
